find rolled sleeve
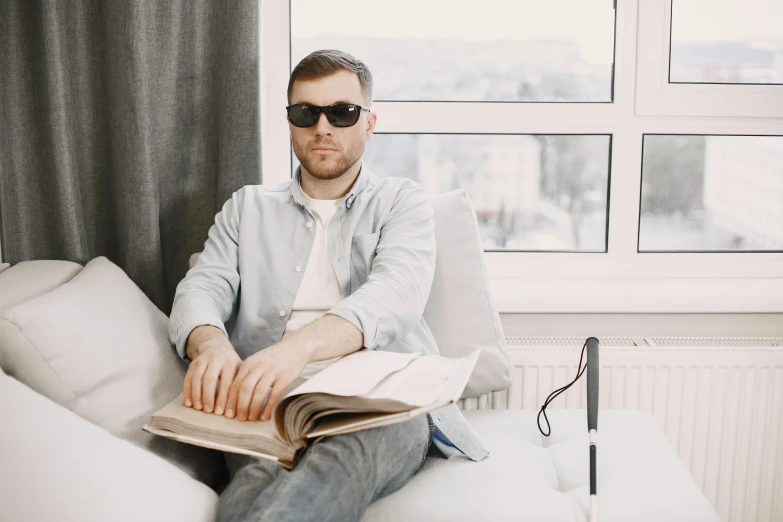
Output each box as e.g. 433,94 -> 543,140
169,189 -> 244,359
328,299 -> 380,350
328,181 -> 435,350
169,296 -> 230,359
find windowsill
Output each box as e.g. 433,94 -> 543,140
489,276 -> 783,314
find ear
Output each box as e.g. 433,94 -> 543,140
365,111 -> 377,140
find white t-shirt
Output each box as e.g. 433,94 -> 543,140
282,185 -> 346,378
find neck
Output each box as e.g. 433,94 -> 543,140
300,160 -> 362,200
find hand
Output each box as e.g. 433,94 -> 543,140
183,326 -> 242,416
225,337 -> 311,422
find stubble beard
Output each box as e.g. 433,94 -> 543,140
295,139 -> 365,181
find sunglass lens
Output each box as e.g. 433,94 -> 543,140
288,105 -> 320,127
326,104 -> 361,127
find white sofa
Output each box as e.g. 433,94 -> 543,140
0,191 -> 720,522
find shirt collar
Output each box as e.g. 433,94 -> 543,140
291,163 -> 370,210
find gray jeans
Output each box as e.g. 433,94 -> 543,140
217,414 -> 435,522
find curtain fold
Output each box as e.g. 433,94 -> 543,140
0,0 -> 261,313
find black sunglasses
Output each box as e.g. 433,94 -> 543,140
286,103 -> 370,128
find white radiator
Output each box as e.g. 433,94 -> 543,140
459,336 -> 783,522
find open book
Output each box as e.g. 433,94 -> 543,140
143,349 -> 480,469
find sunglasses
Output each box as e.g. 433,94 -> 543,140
286,103 -> 370,128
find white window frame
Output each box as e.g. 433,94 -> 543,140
260,0 -> 783,314
636,0 -> 783,118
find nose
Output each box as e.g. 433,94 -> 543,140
313,111 -> 332,136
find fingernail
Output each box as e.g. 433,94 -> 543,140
226,409 -> 234,418
204,406 -> 212,413
195,402 -> 202,410
185,399 -> 192,407
215,406 -> 223,415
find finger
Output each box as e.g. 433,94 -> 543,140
190,360 -> 207,410
236,367 -> 265,421
261,375 -> 290,421
183,366 -> 194,407
201,363 -> 222,414
247,373 -> 276,422
225,366 -> 249,419
214,362 -> 238,416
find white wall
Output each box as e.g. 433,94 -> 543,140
500,313 -> 783,338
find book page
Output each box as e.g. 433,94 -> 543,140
303,350 -> 481,439
360,355 -> 461,406
306,401 -> 449,439
142,425 -> 291,468
435,349 -> 481,404
285,350 -> 419,398
150,394 -> 284,441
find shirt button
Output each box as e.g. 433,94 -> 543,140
278,310 -> 286,317
306,222 -> 313,228
295,265 -> 302,272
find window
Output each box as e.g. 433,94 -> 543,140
669,0 -> 783,85
636,0 -> 783,117
639,135 -> 783,252
292,0 -> 616,102
289,0 -> 617,253
294,133 -> 612,251
366,134 -> 611,252
260,0 -> 783,313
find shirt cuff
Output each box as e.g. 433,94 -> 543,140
327,302 -> 379,350
170,315 -> 228,359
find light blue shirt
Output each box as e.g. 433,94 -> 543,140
169,165 -> 488,461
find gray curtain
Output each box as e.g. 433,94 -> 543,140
0,0 -> 261,314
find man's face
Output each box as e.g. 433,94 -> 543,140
288,70 -> 376,180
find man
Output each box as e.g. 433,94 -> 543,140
169,49 -> 487,522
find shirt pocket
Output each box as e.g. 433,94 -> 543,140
350,231 -> 381,292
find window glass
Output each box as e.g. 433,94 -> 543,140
670,0 -> 783,84
639,135 -> 783,252
292,0 -> 616,102
294,134 -> 611,252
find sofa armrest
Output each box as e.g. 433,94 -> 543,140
0,370 -> 218,522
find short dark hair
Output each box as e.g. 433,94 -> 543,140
288,49 -> 373,105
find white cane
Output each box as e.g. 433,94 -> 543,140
537,336 -> 600,522
586,336 -> 600,522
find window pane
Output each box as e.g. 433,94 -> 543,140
639,135 -> 783,252
294,135 -> 611,252
670,0 -> 783,84
291,0 -> 616,102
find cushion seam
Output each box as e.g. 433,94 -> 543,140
542,432 -> 563,494
0,317 -> 78,404
0,265 -> 84,316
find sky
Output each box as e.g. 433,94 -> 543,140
292,0 -> 783,65
671,0 -> 783,44
292,0 -> 616,64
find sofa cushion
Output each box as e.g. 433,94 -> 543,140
0,369 -> 217,522
0,256 -> 228,489
363,409 -> 720,522
423,190 -> 511,398
0,260 -> 83,314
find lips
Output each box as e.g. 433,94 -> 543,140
310,141 -> 337,152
